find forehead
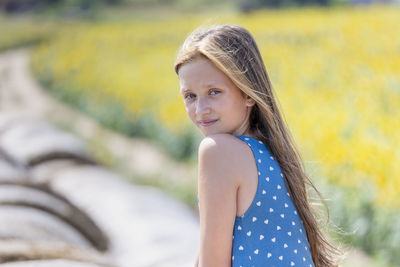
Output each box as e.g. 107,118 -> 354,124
178,57 -> 233,92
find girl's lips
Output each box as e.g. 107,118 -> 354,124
199,120 -> 218,127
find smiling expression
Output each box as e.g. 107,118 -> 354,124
178,56 -> 255,137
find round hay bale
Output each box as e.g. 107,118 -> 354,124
0,159 -> 26,182
0,205 -> 92,248
0,240 -> 114,266
0,113 -> 31,136
0,259 -> 105,267
0,183 -> 109,251
28,159 -> 88,184
49,165 -> 200,267
0,145 -> 27,182
0,121 -> 94,167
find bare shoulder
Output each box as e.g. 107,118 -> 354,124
198,133 -> 248,156
198,133 -> 253,184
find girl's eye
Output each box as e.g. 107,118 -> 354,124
184,93 -> 195,100
210,89 -> 220,95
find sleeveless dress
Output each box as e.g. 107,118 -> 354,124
197,135 -> 315,267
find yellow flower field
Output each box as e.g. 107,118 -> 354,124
31,4 -> 400,207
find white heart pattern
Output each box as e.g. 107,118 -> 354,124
269,166 -> 274,171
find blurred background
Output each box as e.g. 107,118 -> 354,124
0,0 -> 399,266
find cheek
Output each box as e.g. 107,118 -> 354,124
219,96 -> 244,113
184,102 -> 195,118
227,98 -> 248,119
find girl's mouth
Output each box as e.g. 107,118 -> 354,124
199,120 -> 218,127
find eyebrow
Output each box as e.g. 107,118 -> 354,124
180,88 -> 189,95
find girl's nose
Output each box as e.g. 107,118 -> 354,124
196,97 -> 211,116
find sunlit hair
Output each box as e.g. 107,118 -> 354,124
174,24 -> 343,266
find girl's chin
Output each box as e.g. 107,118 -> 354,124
201,130 -> 217,137
202,130 -> 233,137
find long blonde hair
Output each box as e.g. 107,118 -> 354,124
174,24 -> 342,266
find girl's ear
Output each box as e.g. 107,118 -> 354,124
246,96 -> 256,107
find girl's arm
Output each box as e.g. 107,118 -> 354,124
194,249 -> 199,267
197,135 -> 242,267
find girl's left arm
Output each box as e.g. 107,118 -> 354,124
197,135 -> 241,267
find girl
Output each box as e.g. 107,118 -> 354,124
174,24 -> 341,267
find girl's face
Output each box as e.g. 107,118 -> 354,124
178,56 -> 255,137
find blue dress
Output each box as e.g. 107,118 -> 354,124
197,135 -> 315,267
